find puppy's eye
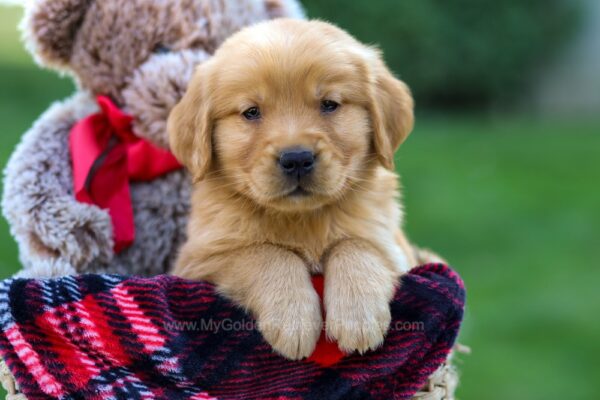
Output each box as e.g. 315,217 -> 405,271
320,99 -> 340,114
242,107 -> 262,121
153,43 -> 171,54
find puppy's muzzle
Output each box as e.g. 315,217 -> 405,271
278,147 -> 315,179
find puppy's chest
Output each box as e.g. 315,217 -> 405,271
263,222 -> 349,274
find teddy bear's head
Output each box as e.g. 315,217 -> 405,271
22,0 -> 304,147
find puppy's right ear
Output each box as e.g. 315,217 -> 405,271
168,63 -> 213,182
22,0 -> 93,69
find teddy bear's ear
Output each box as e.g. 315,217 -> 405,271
264,0 -> 305,19
21,0 -> 93,68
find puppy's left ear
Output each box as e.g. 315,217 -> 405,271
368,55 -> 414,170
167,63 -> 213,182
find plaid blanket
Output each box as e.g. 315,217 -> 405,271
0,264 -> 464,400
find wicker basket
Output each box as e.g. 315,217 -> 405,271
0,361 -> 25,400
0,349 -> 464,400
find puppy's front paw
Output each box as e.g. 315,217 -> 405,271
325,295 -> 391,354
258,290 -> 322,360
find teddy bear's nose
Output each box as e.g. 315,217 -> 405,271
278,148 -> 315,178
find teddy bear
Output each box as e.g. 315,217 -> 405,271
1,0 -> 305,279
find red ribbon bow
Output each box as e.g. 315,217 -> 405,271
70,95 -> 182,253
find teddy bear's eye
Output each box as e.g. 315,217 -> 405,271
153,44 -> 171,54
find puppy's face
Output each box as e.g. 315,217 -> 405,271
169,20 -> 414,212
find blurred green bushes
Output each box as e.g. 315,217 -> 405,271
302,0 -> 580,109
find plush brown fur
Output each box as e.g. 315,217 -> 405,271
169,19 -> 423,360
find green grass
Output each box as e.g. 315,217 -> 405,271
1,5 -> 600,399
400,117 -> 600,399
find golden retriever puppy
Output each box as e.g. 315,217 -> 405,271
168,19 -> 419,360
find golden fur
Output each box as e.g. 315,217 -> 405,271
168,19 -> 420,360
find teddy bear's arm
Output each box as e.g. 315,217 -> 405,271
2,92 -> 114,271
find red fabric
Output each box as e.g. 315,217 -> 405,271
69,96 -> 182,253
308,275 -> 346,366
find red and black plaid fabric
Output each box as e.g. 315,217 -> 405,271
0,264 -> 464,400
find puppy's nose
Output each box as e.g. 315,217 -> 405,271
278,148 -> 315,178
